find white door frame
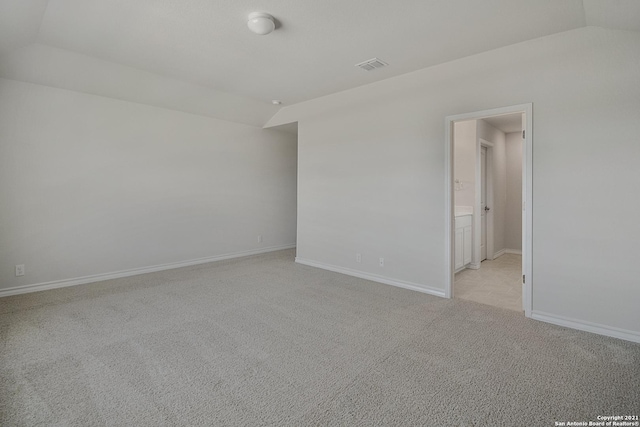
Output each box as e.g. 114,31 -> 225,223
444,103 -> 533,317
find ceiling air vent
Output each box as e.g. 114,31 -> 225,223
355,58 -> 388,71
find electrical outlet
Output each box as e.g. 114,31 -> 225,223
356,253 -> 362,263
15,264 -> 25,277
379,257 -> 384,267
257,235 -> 263,243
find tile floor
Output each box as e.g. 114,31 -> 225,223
454,253 -> 523,312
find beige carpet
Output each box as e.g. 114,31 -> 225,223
1,249 -> 638,426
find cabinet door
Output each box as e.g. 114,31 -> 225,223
463,225 -> 473,266
455,227 -> 464,270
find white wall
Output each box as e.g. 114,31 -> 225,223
477,119 -> 507,255
288,27 -> 640,338
453,120 -> 476,209
505,131 -> 523,251
0,78 -> 297,291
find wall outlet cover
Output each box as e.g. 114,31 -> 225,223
15,264 -> 25,277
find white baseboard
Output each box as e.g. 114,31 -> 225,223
468,262 -> 481,270
531,310 -> 640,344
295,257 -> 445,298
0,244 -> 296,298
492,249 -> 521,258
493,248 -> 506,258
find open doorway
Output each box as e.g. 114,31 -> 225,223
445,104 -> 532,317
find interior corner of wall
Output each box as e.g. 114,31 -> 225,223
263,107 -> 294,129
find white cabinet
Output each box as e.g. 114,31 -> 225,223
454,227 -> 464,270
455,214 -> 473,272
463,224 -> 472,266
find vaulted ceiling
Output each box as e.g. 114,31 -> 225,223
1,1 -> 639,126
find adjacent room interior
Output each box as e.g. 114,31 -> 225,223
452,112 -> 524,312
1,1 -> 639,425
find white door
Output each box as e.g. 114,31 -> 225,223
480,146 -> 487,261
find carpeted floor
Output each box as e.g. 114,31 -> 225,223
1,249 -> 638,426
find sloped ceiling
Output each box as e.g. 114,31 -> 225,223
1,0 -> 639,127
0,1 -> 48,54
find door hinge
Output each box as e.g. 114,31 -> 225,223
522,130 -> 525,139
522,274 -> 525,284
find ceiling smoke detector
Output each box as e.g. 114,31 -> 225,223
355,58 -> 388,71
247,12 -> 275,35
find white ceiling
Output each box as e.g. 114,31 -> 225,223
1,1 -> 639,126
33,0 -> 588,105
482,114 -> 522,134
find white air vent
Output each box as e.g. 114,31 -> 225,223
355,58 -> 388,71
